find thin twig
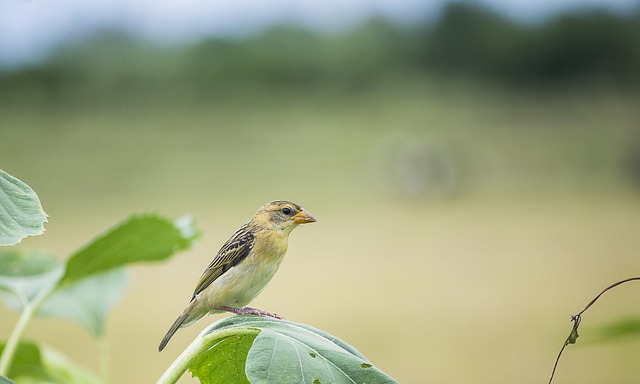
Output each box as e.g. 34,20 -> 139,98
548,314 -> 580,384
548,277 -> 640,384
577,277 -> 640,317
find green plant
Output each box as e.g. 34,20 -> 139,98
549,277 -> 640,383
159,316 -> 396,383
0,170 -> 198,383
1,170 -> 397,383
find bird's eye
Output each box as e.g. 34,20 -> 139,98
282,207 -> 293,215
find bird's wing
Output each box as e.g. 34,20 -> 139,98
192,223 -> 255,298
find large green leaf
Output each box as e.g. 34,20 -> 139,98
1,215 -> 197,336
193,316 -> 397,384
189,332 -> 258,384
246,321 -> 395,384
0,342 -> 97,384
0,253 -> 128,337
38,269 -> 129,337
59,214 -> 198,287
0,252 -> 62,309
0,170 -> 47,246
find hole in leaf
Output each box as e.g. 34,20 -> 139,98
361,363 -> 372,369
309,352 -> 317,358
313,380 -> 321,384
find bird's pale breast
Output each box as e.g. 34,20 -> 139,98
198,230 -> 289,313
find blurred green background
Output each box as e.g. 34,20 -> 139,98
2,1 -> 640,383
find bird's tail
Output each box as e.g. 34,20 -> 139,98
158,311 -> 188,351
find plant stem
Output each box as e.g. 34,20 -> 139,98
0,287 -> 52,376
156,325 -> 257,384
97,335 -> 110,384
548,276 -> 640,384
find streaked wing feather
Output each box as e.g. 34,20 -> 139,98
192,224 -> 255,297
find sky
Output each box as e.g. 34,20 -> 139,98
0,0 -> 638,67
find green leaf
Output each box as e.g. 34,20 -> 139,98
0,170 -> 47,246
1,216 -> 196,338
585,317 -> 640,344
189,332 -> 258,384
0,341 -> 50,382
246,321 -> 396,384
0,251 -> 58,277
38,269 -> 129,337
0,375 -> 15,384
0,252 -> 62,310
0,253 -> 129,338
0,342 -> 97,384
59,214 -> 198,287
566,326 -> 579,345
195,316 -> 397,384
38,343 -> 98,384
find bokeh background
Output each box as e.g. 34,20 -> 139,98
2,0 -> 640,383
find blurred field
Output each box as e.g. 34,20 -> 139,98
1,77 -> 640,383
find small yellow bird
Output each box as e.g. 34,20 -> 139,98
158,200 -> 316,351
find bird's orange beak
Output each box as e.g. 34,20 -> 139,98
291,209 -> 316,224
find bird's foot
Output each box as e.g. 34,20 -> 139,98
218,306 -> 284,319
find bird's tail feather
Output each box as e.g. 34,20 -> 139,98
158,311 -> 189,352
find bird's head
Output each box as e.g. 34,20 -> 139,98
252,200 -> 316,233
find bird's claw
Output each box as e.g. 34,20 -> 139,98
219,305 -> 284,319
239,306 -> 285,319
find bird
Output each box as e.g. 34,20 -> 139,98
158,200 -> 316,351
